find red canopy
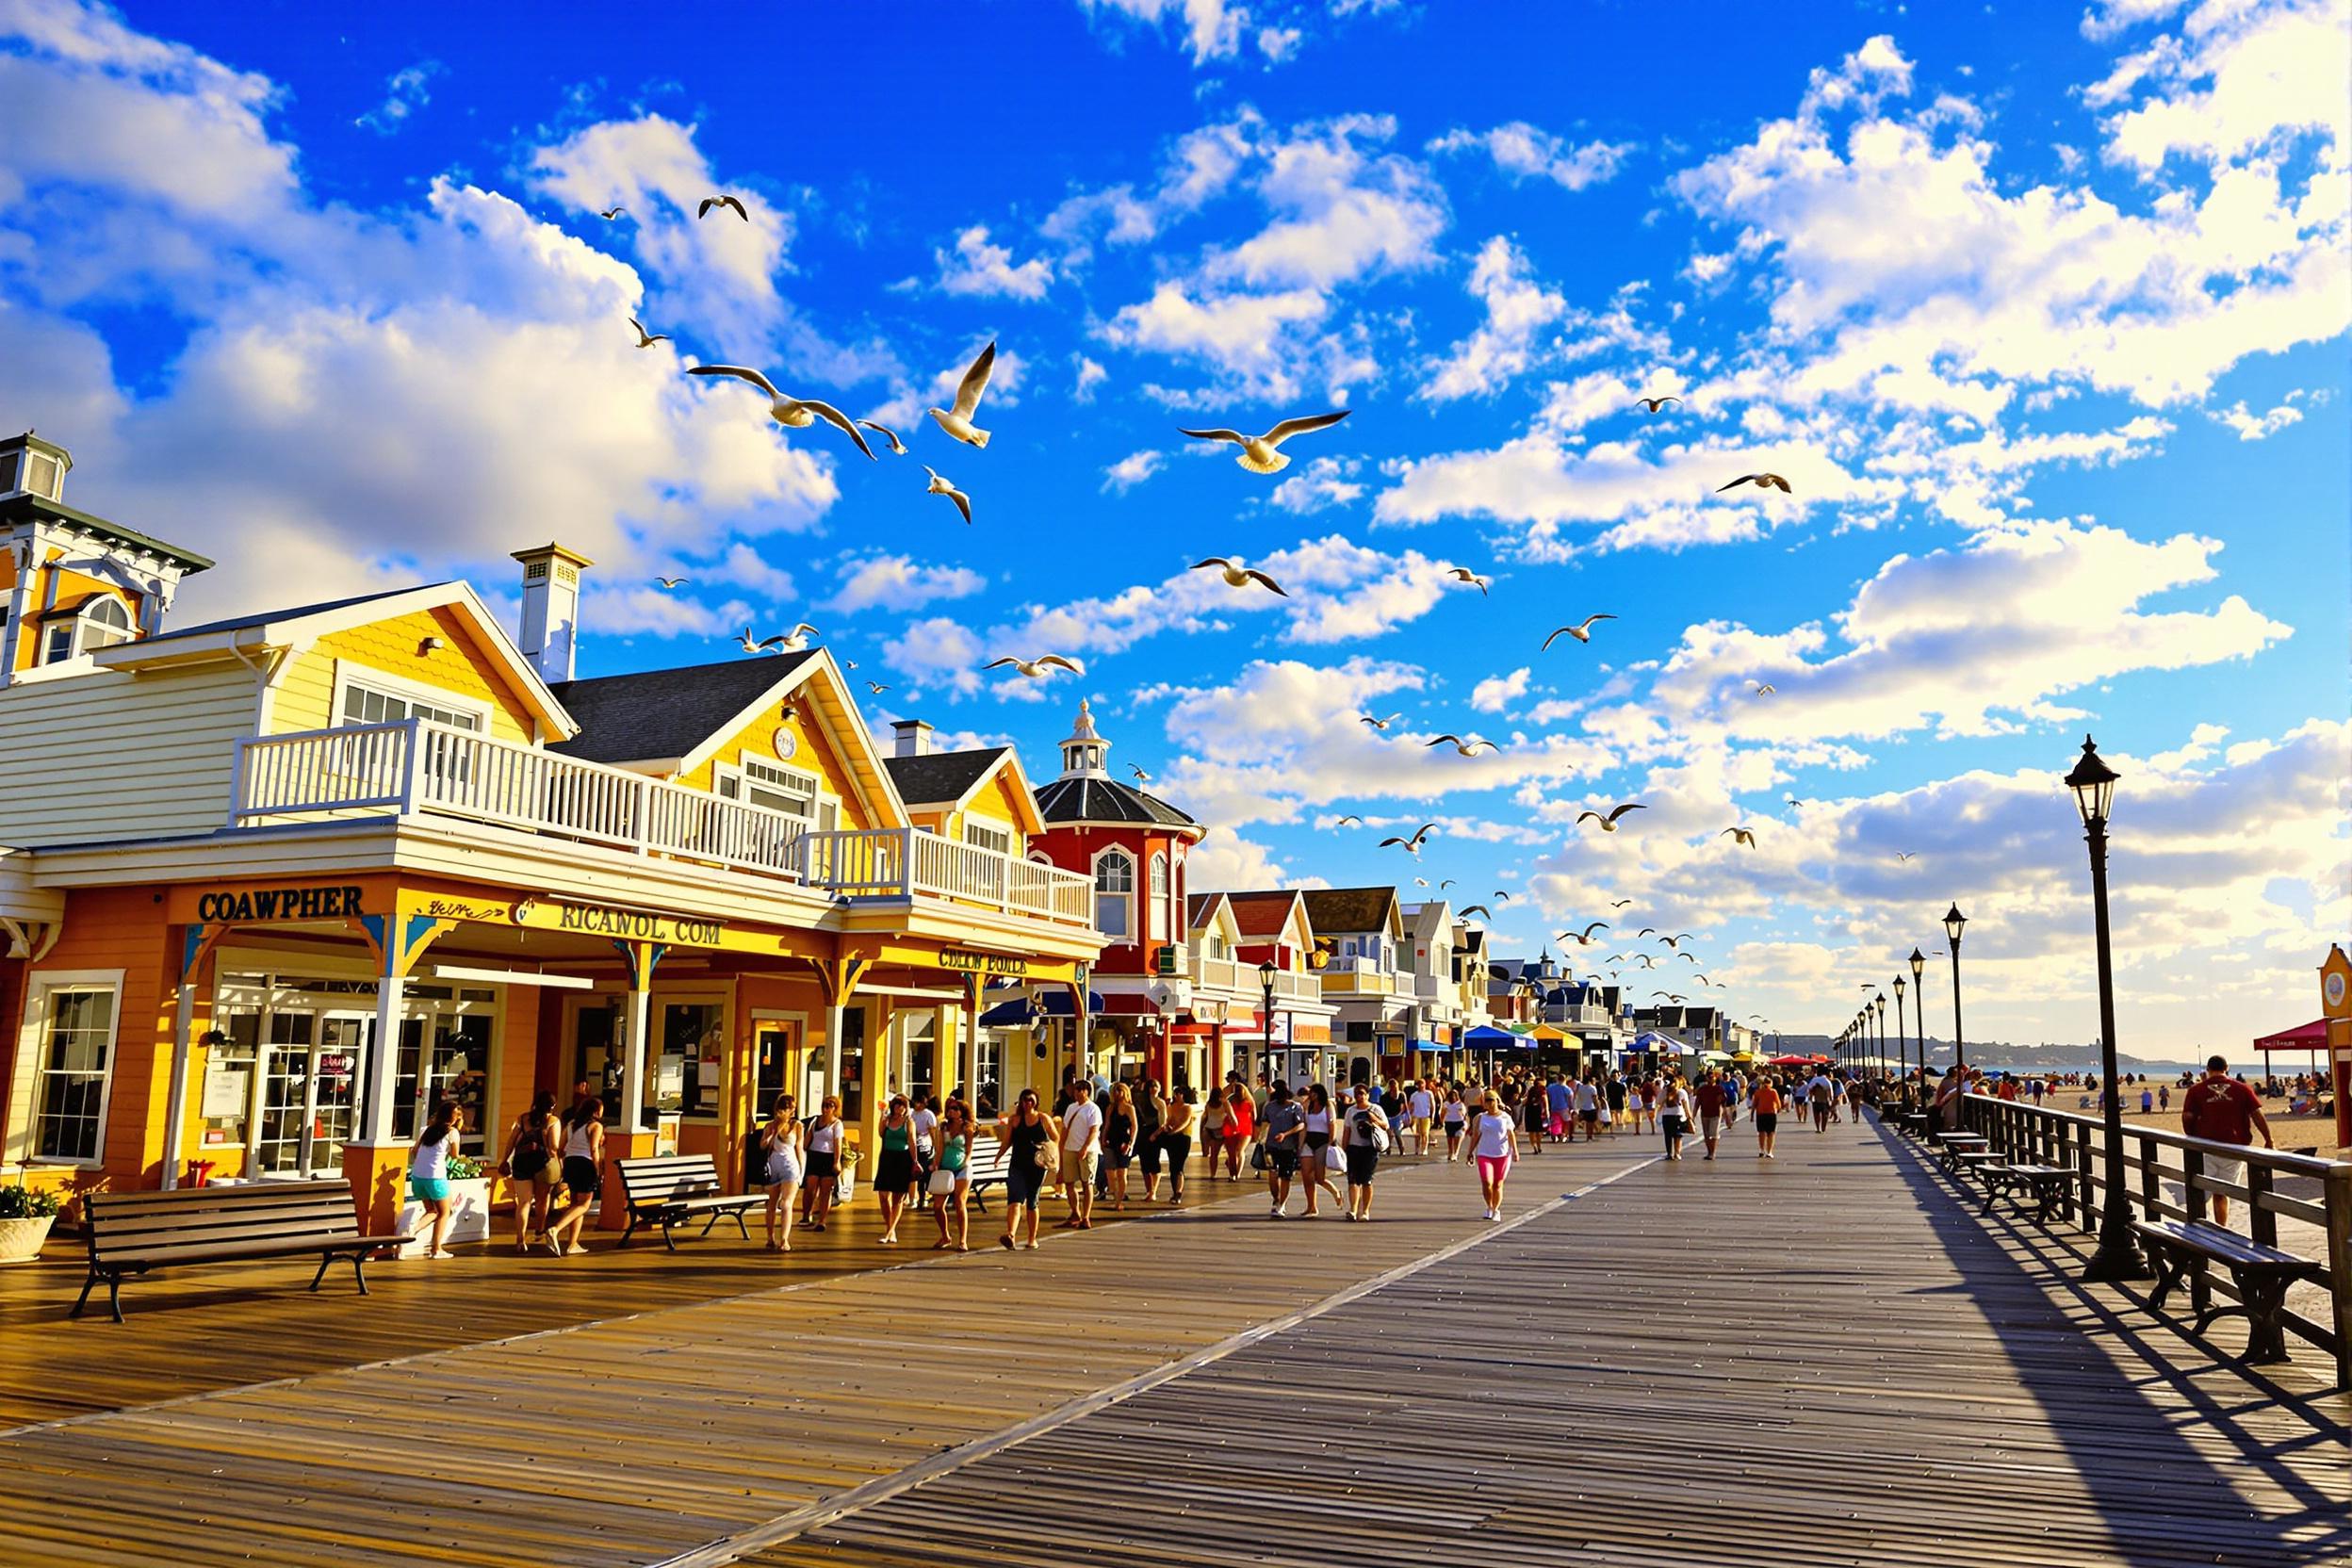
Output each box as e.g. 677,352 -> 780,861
1768,1054 -> 1816,1066
2252,1018 -> 2327,1052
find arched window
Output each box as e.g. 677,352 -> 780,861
1147,853 -> 1168,939
43,594 -> 135,664
1093,849 -> 1134,940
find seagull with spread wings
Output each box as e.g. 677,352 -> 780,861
686,366 -> 875,459
653,576 -> 687,590
1717,472 -> 1792,495
1752,682 -> 1777,696
698,194 -> 748,220
865,680 -> 889,694
1426,734 -> 1499,757
1129,764 -> 1152,784
776,623 -> 821,652
981,654 -> 1083,679
1659,932 -> 1695,948
1723,826 -> 1757,847
1634,396 -> 1681,414
1379,823 -> 1438,856
923,466 -> 973,525
857,419 -> 907,455
597,206 -> 627,220
1560,921 -> 1609,946
928,340 -> 998,449
628,318 -> 670,349
1492,890 -> 1511,903
1544,614 -> 1616,648
1176,409 -> 1349,474
738,629 -> 786,655
1332,813 -> 1364,827
1609,898 -> 1633,909
1360,712 -> 1402,730
1894,851 -> 1919,863
1461,904 -> 1494,920
1194,557 -> 1287,596
1576,802 -> 1646,832
1446,566 -> 1490,595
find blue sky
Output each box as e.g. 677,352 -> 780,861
2,0 -> 2344,1054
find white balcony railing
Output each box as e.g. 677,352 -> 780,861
234,720 -> 1094,928
1186,954 -> 1319,1001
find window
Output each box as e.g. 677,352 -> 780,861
338,680 -> 482,732
24,449 -> 61,499
717,756 -> 834,831
964,820 -> 1013,858
39,596 -> 135,665
1094,849 -> 1134,939
29,982 -> 120,1163
1148,854 -> 1168,939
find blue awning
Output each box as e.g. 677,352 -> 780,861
977,989 -> 1106,1026
1462,1024 -> 1518,1044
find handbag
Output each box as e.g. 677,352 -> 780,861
1323,1143 -> 1347,1174
1030,1139 -> 1053,1170
926,1168 -> 956,1197
1248,1141 -> 1268,1173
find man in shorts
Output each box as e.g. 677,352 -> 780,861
1807,1072 -> 1835,1133
1406,1079 -> 1436,1154
1057,1088 -> 1103,1229
1693,1070 -> 1727,1159
2181,1054 -> 2272,1227
1575,1074 -> 1601,1141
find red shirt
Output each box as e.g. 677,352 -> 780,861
2182,1076 -> 2259,1146
1694,1082 -> 1726,1115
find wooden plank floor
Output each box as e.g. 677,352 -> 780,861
4,1120 -> 2344,1568
739,1121 -> 2352,1568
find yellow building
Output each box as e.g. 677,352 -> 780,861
0,436 -> 1102,1230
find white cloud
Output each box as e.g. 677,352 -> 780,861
1073,355 -> 1108,400
828,554 -> 988,614
1079,0 -> 1249,64
355,60 -> 442,136
2209,397 -> 2304,439
1422,235 -> 1567,401
1102,280 -> 1330,394
1187,825 -> 1309,889
1102,449 -> 1165,492
1471,666 -> 1531,713
1427,122 -> 1634,190
1208,115 -> 1446,291
934,224 -> 1053,300
1266,455 -> 1363,513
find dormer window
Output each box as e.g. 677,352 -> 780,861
41,594 -> 135,664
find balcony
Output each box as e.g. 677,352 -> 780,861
1188,953 -> 1320,1002
233,719 -> 1095,928
1315,956 -> 1394,995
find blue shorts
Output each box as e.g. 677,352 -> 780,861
409,1175 -> 451,1203
1005,1162 -> 1043,1209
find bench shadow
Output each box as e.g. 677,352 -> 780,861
1875,1119 -> 2349,1568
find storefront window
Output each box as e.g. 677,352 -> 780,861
838,1006 -> 867,1124
976,1037 -> 1004,1118
655,1002 -> 726,1121
902,1012 -> 937,1104
31,984 -> 119,1162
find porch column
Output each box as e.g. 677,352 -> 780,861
961,973 -> 982,1112
362,939 -> 406,1146
615,939 -> 663,1135
159,924 -> 211,1189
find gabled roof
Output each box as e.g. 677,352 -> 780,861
1222,889 -> 1309,940
1302,886 -> 1399,938
1185,890 -> 1229,933
548,653 -> 819,766
1400,900 -> 1453,940
883,745 -> 1045,837
97,580 -> 575,738
1033,774 -> 1202,836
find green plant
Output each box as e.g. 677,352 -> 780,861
0,1184 -> 63,1219
445,1154 -> 483,1182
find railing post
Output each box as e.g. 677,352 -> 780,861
2324,1161 -> 2350,1390
2246,1161 -> 2278,1250
2183,1146 -> 2207,1223
395,718 -> 422,814
632,773 -> 652,857
2136,1128 -> 2159,1227
2075,1122 -> 2096,1232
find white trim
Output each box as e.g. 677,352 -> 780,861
8,968 -> 127,1168
328,658 -> 493,733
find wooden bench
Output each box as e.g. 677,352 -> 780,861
963,1135 -> 1016,1212
1935,1134 -> 1988,1179
1979,1163 -> 2070,1224
613,1155 -> 762,1250
74,1181 -> 412,1324
2132,1218 -> 2324,1364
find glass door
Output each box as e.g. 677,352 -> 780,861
752,1019 -> 803,1116
254,1012 -> 369,1177
312,1015 -> 368,1172
253,1012 -> 318,1175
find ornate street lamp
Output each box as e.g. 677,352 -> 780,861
2067,735 -> 2147,1282
1258,957 -> 1280,1088
1942,904 -> 1968,1070
1873,991 -> 1887,1099
1908,946 -> 1927,1089
1891,974 -> 1909,1107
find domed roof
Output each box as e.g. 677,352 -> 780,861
1037,698 -> 1203,837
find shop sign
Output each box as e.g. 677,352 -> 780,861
193,884 -> 365,923
940,948 -> 1029,977
528,899 -> 727,947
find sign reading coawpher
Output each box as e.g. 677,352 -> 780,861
194,885 -> 365,923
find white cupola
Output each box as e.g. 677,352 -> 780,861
512,542 -> 592,684
1058,698 -> 1109,778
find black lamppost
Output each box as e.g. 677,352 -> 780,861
1258,958 -> 1279,1088
2068,735 -> 2148,1282
1943,904 -> 1968,1070
1873,992 -> 1887,1100
1908,946 -> 1927,1093
1891,974 -> 1909,1107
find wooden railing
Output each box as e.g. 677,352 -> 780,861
234,722 -> 1094,927
1955,1095 -> 2351,1386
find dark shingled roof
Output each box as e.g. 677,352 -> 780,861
547,653 -> 816,764
1301,886 -> 1396,936
1034,775 -> 1200,831
884,747 -> 1012,808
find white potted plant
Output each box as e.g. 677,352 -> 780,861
397,1153 -> 494,1256
0,1180 -> 62,1264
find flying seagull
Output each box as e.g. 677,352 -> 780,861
1692,974 -> 1714,987
1560,922 -> 1610,946
1360,713 -> 1402,730
1379,823 -> 1438,856
1544,614 -> 1616,649
1461,904 -> 1494,919
686,366 -> 875,459
1440,879 -> 1456,890
1576,803 -> 1647,832
776,622 -> 821,652
1634,396 -> 1681,414
628,317 -> 670,348
1895,852 -> 1918,863
1413,877 -> 1429,888
1637,928 -> 1657,938
923,466 -> 973,525
981,654 -> 1083,679
1446,566 -> 1490,595
865,680 -> 889,694
597,207 -> 627,220
1425,734 -> 1499,757
1492,890 -> 1511,903
1753,683 -> 1776,696
653,577 -> 688,590
928,339 -> 997,449
738,629 -> 787,655
1332,814 -> 1364,827
1660,932 -> 1695,948
1193,558 -> 1287,596
1785,796 -> 1806,808
856,419 -> 907,455
698,195 -> 749,221
1609,898 -> 1633,909
1723,826 -> 1757,847
1635,954 -> 1659,969
1176,410 -> 1350,474
1129,764 -> 1152,784
1717,472 -> 1792,494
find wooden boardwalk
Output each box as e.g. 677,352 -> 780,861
3,1120 -> 2344,1568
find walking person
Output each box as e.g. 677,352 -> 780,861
1519,1079 -> 1547,1155
1103,1081 -> 1137,1212
1441,1085 -> 1467,1158
1135,1077 -> 1169,1202
1161,1086 -> 1197,1203
1751,1075 -> 1783,1159
1808,1071 -> 1836,1134
872,1095 -> 917,1245
2181,1054 -> 2273,1227
757,1093 -> 804,1251
1544,1073 -> 1572,1145
1200,1087 -> 1232,1182
1340,1083 -> 1393,1222
546,1096 -> 605,1256
802,1095 -> 844,1232
1461,1088 -> 1525,1221
928,1099 -> 973,1250
1260,1082 -> 1305,1218
1221,1074 -> 1256,1180
1058,1081 -> 1103,1229
994,1088 -> 1054,1250
1694,1070 -> 1728,1161
498,1090 -> 561,1254
1407,1078 -> 1436,1155
406,1102 -> 465,1259
1298,1083 -> 1338,1217
1575,1073 -> 1601,1142
1658,1077 -> 1693,1161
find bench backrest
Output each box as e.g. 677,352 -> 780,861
616,1154 -> 725,1206
968,1135 -> 1016,1180
83,1180 -> 365,1260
